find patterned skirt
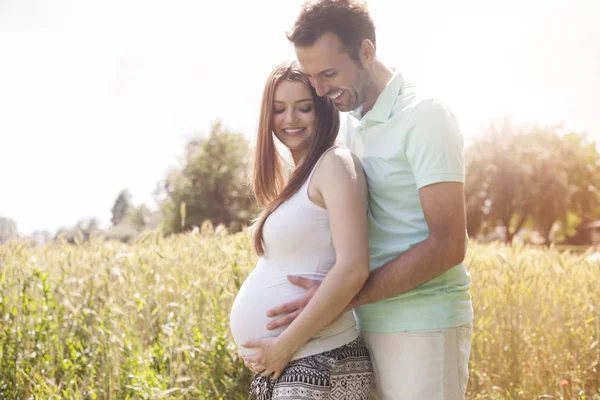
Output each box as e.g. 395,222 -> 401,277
249,337 -> 373,400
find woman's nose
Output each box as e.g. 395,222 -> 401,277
284,109 -> 298,124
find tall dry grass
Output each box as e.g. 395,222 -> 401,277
0,225 -> 598,399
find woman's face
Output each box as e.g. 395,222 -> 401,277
272,80 -> 317,157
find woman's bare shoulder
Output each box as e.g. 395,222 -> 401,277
315,147 -> 367,197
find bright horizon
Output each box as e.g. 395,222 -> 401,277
1,0 -> 599,236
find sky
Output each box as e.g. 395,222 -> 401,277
1,0 -> 599,236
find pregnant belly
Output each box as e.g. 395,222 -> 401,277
229,263 -> 308,357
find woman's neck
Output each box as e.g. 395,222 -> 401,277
290,148 -> 309,166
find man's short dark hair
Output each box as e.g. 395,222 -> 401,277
287,0 -> 376,65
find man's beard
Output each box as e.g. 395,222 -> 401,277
347,69 -> 372,111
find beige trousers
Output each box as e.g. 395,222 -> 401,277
361,323 -> 472,400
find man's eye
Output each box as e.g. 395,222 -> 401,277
325,71 -> 337,78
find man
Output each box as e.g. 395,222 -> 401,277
248,1 -> 473,398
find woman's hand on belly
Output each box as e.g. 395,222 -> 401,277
242,335 -> 296,380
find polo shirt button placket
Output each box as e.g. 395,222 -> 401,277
356,124 -> 365,156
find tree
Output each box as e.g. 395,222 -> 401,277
158,122 -> 256,234
106,185 -> 160,242
466,119 -> 531,242
110,189 -> 132,226
525,131 -> 600,243
0,217 -> 18,244
55,218 -> 102,243
123,204 -> 152,230
466,119 -> 600,244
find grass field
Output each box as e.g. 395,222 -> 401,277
1,225 -> 599,399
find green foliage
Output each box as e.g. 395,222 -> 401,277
466,119 -> 600,243
0,232 -> 598,399
104,223 -> 140,244
123,204 -> 153,230
111,190 -> 133,227
159,122 -> 257,234
0,229 -> 255,399
55,218 -> 102,244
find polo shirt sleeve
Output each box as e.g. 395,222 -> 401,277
405,99 -> 465,189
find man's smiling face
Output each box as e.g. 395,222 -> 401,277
294,32 -> 370,112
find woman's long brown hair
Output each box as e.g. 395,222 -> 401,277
251,61 -> 340,255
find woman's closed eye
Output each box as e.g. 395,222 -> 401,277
273,106 -> 312,114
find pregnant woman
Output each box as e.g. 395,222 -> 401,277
229,61 -> 373,399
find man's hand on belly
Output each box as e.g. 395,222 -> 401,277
265,275 -> 321,330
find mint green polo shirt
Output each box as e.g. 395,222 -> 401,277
343,72 -> 473,333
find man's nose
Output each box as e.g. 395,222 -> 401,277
313,78 -> 329,97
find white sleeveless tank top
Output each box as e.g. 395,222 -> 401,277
230,146 -> 358,360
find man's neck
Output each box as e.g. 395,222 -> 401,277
361,60 -> 394,115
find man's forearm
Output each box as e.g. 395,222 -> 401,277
351,235 -> 464,308
279,263 -> 367,352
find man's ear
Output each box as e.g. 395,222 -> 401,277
360,39 -> 376,66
